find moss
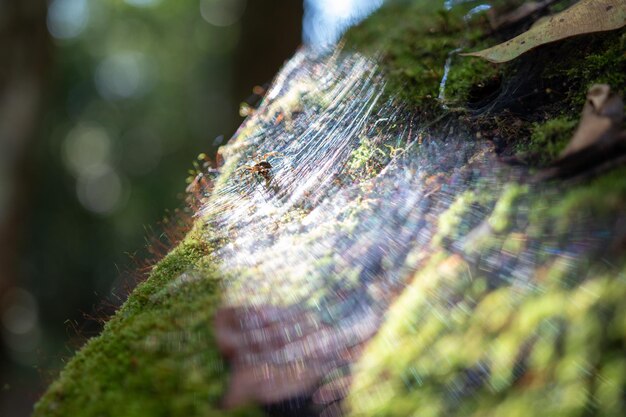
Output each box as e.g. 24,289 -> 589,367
547,166 -> 626,232
433,190 -> 477,245
346,0 -> 625,160
346,136 -> 388,178
488,183 -> 527,233
444,55 -> 501,109
344,0 -> 500,114
35,2 -> 626,415
501,232 -> 526,255
344,130 -> 626,417
560,31 -> 626,110
34,227 -> 263,417
349,241 -> 626,417
517,117 -> 578,163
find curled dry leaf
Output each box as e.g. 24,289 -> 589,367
559,84 -> 624,157
463,0 -> 626,63
537,84 -> 626,180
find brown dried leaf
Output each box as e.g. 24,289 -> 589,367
463,0 -> 626,63
559,84 -> 624,157
537,84 -> 626,180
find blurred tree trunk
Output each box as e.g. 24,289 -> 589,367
0,0 -> 50,303
234,0 -> 303,109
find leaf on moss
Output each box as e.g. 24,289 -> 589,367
560,84 -> 624,157
537,84 -> 626,180
463,0 -> 626,63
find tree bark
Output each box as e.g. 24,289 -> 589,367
0,0 -> 51,305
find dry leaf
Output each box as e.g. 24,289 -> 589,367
463,0 -> 626,63
559,84 -> 624,157
537,84 -> 626,180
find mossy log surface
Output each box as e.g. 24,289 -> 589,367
35,1 -> 626,417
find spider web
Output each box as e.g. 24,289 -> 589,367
186,43 -> 622,414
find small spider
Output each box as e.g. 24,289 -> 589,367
235,152 -> 283,187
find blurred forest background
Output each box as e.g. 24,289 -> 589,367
0,0 -> 303,415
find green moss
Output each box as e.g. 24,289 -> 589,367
444,56 -> 500,108
547,166 -> 626,232
517,117 -> 578,163
561,31 -> 626,110
433,190 -> 477,245
344,138 -> 626,417
344,0 -> 500,114
346,136 -> 388,178
349,245 -> 626,417
488,183 -> 528,233
34,226 -> 263,417
346,0 -> 624,160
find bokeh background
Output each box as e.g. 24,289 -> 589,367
0,1 -> 303,415
0,0 -> 387,414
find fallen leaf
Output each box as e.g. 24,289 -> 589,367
559,84 -> 624,157
463,0 -> 626,63
536,84 -> 626,180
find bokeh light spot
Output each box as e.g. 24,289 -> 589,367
200,0 -> 247,27
76,165 -> 125,215
95,52 -> 152,101
1,289 -> 38,336
62,123 -> 111,176
125,0 -> 163,8
47,0 -> 89,40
